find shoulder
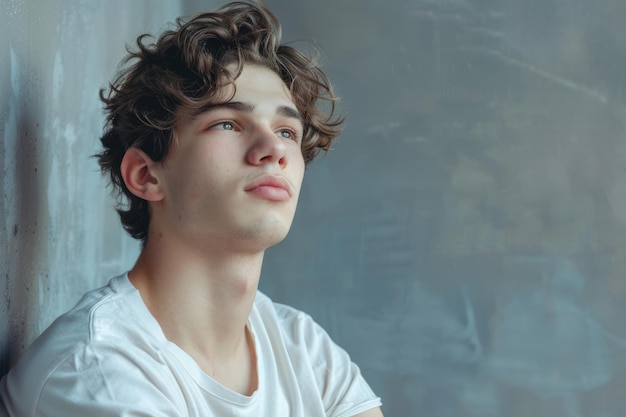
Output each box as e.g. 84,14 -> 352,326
1,274 -> 171,416
8,276 -> 124,376
252,291 -> 351,373
251,292 -> 382,417
253,291 -> 328,346
254,291 -> 309,323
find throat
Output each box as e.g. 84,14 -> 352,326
197,323 -> 259,396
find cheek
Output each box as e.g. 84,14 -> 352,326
183,143 -> 226,175
182,147 -> 237,197
288,168 -> 306,206
163,151 -> 211,200
292,154 -> 306,184
197,140 -> 244,171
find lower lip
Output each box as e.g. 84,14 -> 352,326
246,186 -> 290,201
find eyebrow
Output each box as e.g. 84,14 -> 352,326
195,101 -> 303,125
276,105 -> 303,124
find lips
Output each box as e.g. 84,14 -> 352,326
244,174 -> 292,201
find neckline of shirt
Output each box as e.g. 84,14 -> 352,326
112,273 -> 263,406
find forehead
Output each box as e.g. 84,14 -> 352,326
182,64 -> 298,120
228,64 -> 293,102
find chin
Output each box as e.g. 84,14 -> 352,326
235,216 -> 293,250
255,226 -> 291,249
264,230 -> 290,248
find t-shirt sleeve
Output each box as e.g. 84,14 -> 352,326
4,342 -> 185,417
286,310 -> 382,417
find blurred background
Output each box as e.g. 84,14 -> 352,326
2,0 -> 626,415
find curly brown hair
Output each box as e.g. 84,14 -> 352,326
96,1 -> 344,241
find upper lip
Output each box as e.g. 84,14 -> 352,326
244,174 -> 292,196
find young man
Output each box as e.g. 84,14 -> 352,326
0,2 -> 383,416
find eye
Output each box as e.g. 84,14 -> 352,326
213,121 -> 235,130
278,129 -> 292,139
277,128 -> 300,141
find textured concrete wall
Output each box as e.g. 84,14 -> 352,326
0,0 -> 189,375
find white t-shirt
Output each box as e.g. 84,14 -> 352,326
0,274 -> 380,417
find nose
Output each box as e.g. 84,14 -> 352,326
246,125 -> 287,168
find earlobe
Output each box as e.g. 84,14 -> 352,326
120,148 -> 164,202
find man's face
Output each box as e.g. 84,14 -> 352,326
151,64 -> 306,252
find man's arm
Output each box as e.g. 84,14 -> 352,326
353,406 -> 384,417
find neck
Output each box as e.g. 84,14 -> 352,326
129,232 -> 264,394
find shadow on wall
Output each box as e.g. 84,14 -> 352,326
1,0 -> 173,379
1,46 -> 44,377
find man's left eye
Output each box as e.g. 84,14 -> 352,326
216,122 -> 234,130
278,129 -> 295,139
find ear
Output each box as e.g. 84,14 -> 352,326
120,148 -> 164,202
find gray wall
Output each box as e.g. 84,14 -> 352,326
0,0 -> 186,373
3,1 -> 626,416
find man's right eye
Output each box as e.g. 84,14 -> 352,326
212,121 -> 235,130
